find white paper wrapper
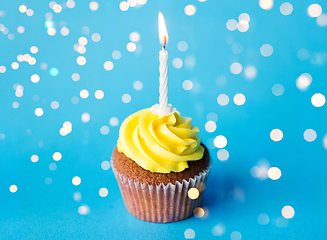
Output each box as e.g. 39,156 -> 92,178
111,162 -> 210,223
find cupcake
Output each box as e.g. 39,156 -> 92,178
111,107 -> 210,223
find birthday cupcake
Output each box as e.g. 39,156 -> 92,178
111,12 -> 210,223
111,106 -> 210,223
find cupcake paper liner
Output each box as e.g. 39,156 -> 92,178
111,161 -> 210,223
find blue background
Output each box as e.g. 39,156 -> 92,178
1,0 -> 327,239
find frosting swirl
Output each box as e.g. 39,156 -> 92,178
117,108 -> 204,173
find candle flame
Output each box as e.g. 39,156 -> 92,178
158,12 -> 169,47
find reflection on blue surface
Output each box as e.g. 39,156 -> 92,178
0,0 -> 327,239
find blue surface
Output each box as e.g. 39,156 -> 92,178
1,0 -> 327,239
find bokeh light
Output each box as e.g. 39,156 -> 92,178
280,2 -> 293,15
188,188 -> 199,199
282,205 -> 295,219
311,93 -> 325,107
217,149 -> 229,161
260,44 -> 273,57
307,4 -> 322,18
214,135 -> 227,148
99,188 -> 108,197
184,5 -> 196,16
304,129 -> 317,142
9,185 -> 18,193
230,231 -> 242,240
31,154 -> 39,163
217,94 -> 229,106
258,213 -> 270,225
233,94 -> 246,106
272,83 -> 284,96
72,176 -> 81,186
81,113 -> 91,123
53,152 -> 62,161
268,167 -> 282,180
270,129 -> 283,142
259,0 -> 273,10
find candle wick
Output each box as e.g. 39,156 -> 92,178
163,35 -> 166,50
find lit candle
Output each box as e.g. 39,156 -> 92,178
152,12 -> 175,116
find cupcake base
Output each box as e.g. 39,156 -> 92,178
111,163 -> 210,223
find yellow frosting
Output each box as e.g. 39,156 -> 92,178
117,108 -> 204,173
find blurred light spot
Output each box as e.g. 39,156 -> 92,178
128,0 -> 137,7
51,101 -> 59,109
73,191 -> 81,201
205,121 -> 216,133
78,205 -> 90,215
35,108 -> 44,117
230,231 -> 242,240
45,177 -> 52,185
258,213 -> 270,225
212,224 -> 225,236
207,112 -> 218,122
296,73 -> 312,90
226,19 -> 238,31
206,138 -> 215,150
95,90 -> 104,99
61,27 -> 69,36
178,41 -> 188,52
78,37 -> 88,45
193,207 -> 205,218
81,112 -> 90,123
268,167 -> 282,180
72,176 -> 81,186
244,65 -> 257,80
49,163 -> 57,171
45,20 -> 53,28
40,62 -> 48,70
89,1 -> 99,11
109,117 -> 119,126
184,229 -> 195,239
239,13 -> 250,22
23,54 -> 31,62
112,50 -> 121,60
120,1 -> 129,11
49,68 -> 58,76
101,160 -> 111,170
32,95 -> 39,101
304,129 -> 317,142
259,0 -> 273,10
53,152 -> 62,161
323,134 -> 327,150
126,42 -> 136,52
81,26 -> 90,35
230,62 -> 243,74
317,13 -> 327,27
92,33 -> 101,42
182,80 -> 193,90
9,185 -> 18,193
260,44 -> 273,57
2,27 -> 9,34
31,154 -> 39,162
67,0 -> 76,8
188,188 -> 199,199
214,135 -> 227,148
99,188 -> 108,197
47,28 -> 56,36
17,54 -> 24,62
0,66 -> 6,73
60,121 -> 72,136
30,46 -> 38,54
172,58 -> 183,69
233,94 -> 246,106
104,61 -> 114,71
19,5 -> 27,13
276,216 -> 288,228
232,43 -> 243,54
53,4 -> 62,13
272,83 -> 284,96
184,5 -> 196,16
217,149 -> 229,161
8,33 -> 15,40
270,129 -> 283,141
311,93 -> 325,107
0,133 -> 5,140
184,55 -> 196,69
77,56 -> 86,65
31,74 -> 40,83
282,205 -> 295,219
217,94 -> 229,106
100,126 -> 110,135
280,2 -> 293,15
133,80 -> 143,90
12,62 -> 19,70
12,102 -> 19,109
72,73 -> 80,81
28,57 -> 36,65
307,4 -> 322,18
71,96 -> 79,104
237,21 -> 249,32
122,93 -> 131,103
137,0 -> 147,5
17,26 -> 25,34
129,32 -> 140,42
45,12 -> 53,20
26,9 -> 34,16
